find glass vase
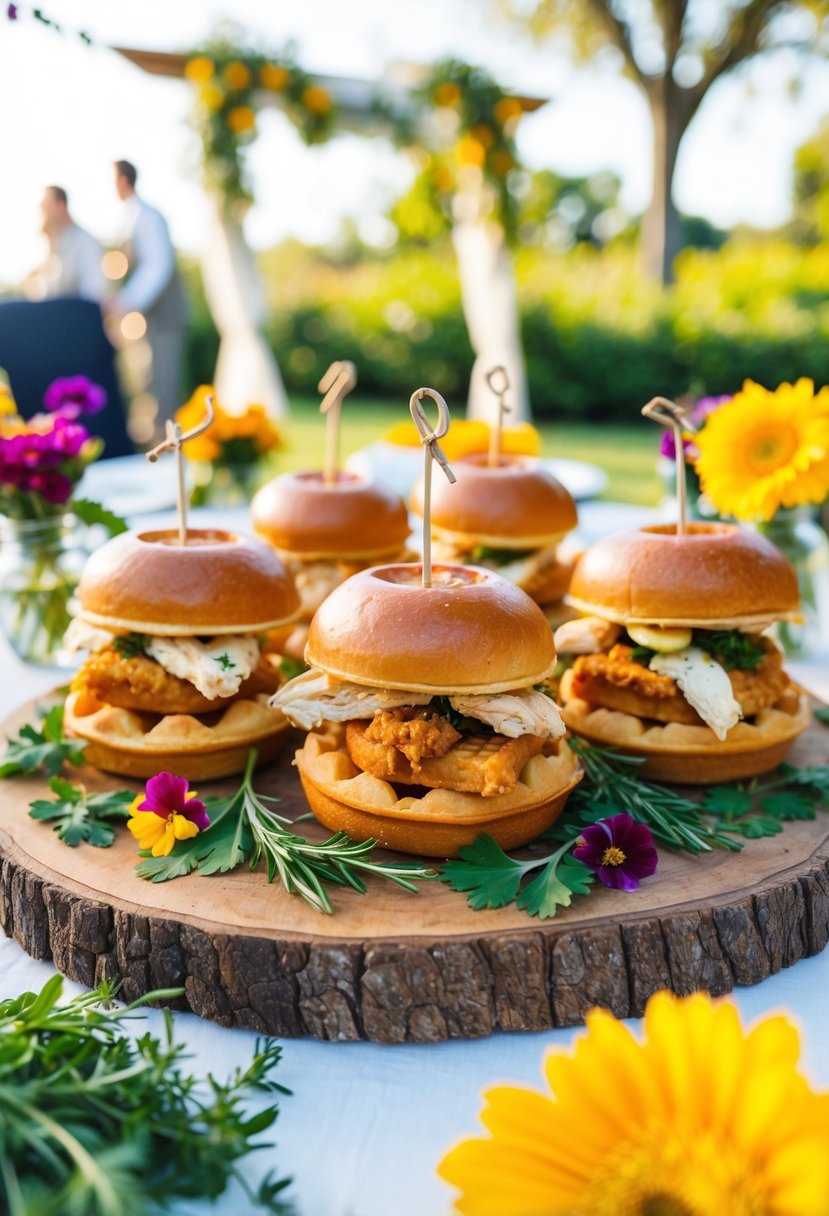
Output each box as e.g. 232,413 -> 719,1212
757,508 -> 829,659
0,515 -> 87,667
190,461 -> 264,508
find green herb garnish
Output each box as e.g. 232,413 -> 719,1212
430,695 -> 494,734
0,704 -> 85,778
112,632 -> 148,659
29,777 -> 134,847
135,750 -> 435,914
697,629 -> 766,671
566,739 -> 741,853
0,974 -> 292,1215
71,496 -> 129,538
442,833 -> 594,920
279,655 -> 308,681
467,545 -> 535,566
215,652 -> 236,670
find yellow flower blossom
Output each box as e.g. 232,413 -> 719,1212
176,389 -> 280,463
439,990 -> 829,1216
493,96 -> 523,126
0,381 -> 17,416
434,81 -> 462,107
176,386 -> 223,462
127,791 -> 201,858
185,56 -> 214,84
199,83 -> 226,113
456,136 -> 486,168
227,105 -> 256,135
260,63 -> 289,91
385,419 -> 540,460
223,60 -> 251,91
302,85 -> 332,115
694,378 -> 829,521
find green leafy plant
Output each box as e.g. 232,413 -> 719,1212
442,833 -> 594,920
0,704 -> 85,778
71,497 -> 128,537
134,750 -> 435,914
697,629 -> 767,671
112,632 -> 148,658
815,706 -> 829,725
29,777 -> 134,847
0,974 -> 292,1216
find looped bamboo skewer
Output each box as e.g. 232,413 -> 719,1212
485,364 -> 511,468
641,396 -> 697,537
318,360 -> 358,486
409,387 -> 457,589
146,393 -> 215,546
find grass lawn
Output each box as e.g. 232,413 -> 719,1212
265,397 -> 662,506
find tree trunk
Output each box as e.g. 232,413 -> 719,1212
641,77 -> 689,285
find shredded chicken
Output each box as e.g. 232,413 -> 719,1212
271,670 -> 432,730
145,635 -> 260,700
364,707 -> 460,771
649,647 -> 742,741
64,617 -> 118,654
450,689 -> 565,740
554,616 -> 622,655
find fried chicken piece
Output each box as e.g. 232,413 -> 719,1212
74,649 -> 282,715
520,555 -> 574,606
363,707 -> 460,771
570,642 -> 789,726
346,720 -> 545,796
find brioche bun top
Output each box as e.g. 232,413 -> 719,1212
77,528 -> 300,635
252,470 -> 410,560
410,454 -> 577,549
568,522 -> 800,629
306,563 -> 557,693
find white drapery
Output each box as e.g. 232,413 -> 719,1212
199,200 -> 288,417
451,217 -> 530,423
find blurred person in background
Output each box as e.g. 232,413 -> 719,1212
27,185 -> 106,304
108,159 -> 189,438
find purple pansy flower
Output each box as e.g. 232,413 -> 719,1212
136,772 -> 211,831
660,395 -> 732,460
572,813 -> 658,892
43,375 -> 107,420
7,4 -> 18,19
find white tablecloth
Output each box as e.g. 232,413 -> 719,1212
1,503 -> 829,1216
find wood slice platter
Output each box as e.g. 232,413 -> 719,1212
1,696 -> 828,1044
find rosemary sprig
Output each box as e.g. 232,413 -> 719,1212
0,974 -> 292,1216
566,738 -> 742,853
135,750 -> 435,914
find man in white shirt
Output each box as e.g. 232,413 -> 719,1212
29,185 -> 106,304
110,160 -> 189,434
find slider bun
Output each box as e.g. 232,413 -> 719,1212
306,563 -> 556,693
411,454 -> 577,548
252,470 -> 410,559
77,529 -> 300,636
568,523 -> 800,629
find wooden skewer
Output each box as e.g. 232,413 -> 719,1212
146,393 -> 215,546
318,360 -> 357,486
641,396 -> 696,537
409,387 -> 456,589
485,365 -> 511,468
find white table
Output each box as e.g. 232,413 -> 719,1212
1,504 -> 829,1216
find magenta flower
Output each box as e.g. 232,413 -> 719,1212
7,4 -> 18,18
572,813 -> 658,892
43,375 -> 107,420
660,395 -> 732,460
25,469 -> 73,504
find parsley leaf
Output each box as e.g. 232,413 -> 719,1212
29,777 -> 134,847
71,496 -> 128,537
279,655 -> 308,681
0,704 -> 86,778
693,629 -> 766,671
442,834 -> 593,920
467,544 -> 535,566
112,632 -> 148,658
215,652 -> 236,670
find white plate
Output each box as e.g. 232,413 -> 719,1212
79,454 -> 178,518
345,441 -> 608,501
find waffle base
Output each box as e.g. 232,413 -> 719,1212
64,690 -> 293,780
295,725 -> 583,857
561,692 -> 812,784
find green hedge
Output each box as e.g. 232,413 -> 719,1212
183,239 -> 829,421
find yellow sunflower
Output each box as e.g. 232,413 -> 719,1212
438,990 -> 829,1216
693,378 -> 829,522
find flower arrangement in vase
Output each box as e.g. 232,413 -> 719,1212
176,385 -> 282,506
